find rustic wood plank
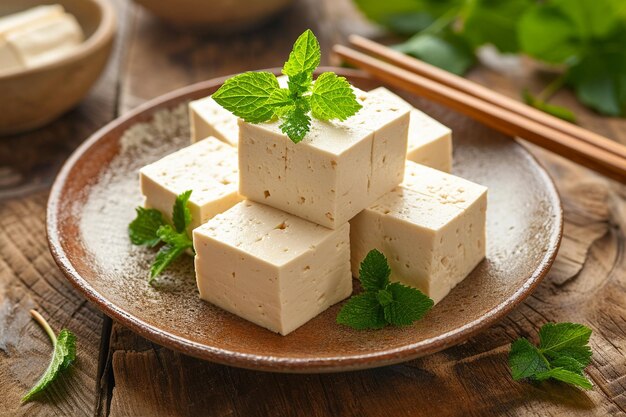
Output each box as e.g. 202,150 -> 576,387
99,0 -> 626,416
0,1 -> 130,415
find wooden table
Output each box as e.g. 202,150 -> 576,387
2,1 -> 625,416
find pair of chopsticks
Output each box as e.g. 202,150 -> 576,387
333,36 -> 626,183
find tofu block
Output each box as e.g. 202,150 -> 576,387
140,137 -> 242,230
350,161 -> 487,304
193,201 -> 352,335
239,87 -> 410,229
6,13 -> 83,68
369,87 -> 452,172
189,75 -> 289,145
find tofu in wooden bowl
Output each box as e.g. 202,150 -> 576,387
0,0 -> 115,135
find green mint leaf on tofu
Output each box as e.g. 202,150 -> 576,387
212,72 -> 281,123
359,249 -> 390,291
282,29 -> 320,77
266,88 -> 293,109
22,311 -> 77,403
172,190 -> 192,233
337,249 -> 433,330
509,322 -> 593,390
128,207 -> 165,247
310,72 -> 362,121
279,105 -> 311,143
288,72 -> 313,96
336,292 -> 386,330
383,282 -> 434,326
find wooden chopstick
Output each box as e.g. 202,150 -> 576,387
333,44 -> 626,183
349,35 -> 626,161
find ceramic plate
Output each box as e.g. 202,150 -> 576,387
47,68 -> 562,373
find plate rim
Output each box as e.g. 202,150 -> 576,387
47,67 -> 563,373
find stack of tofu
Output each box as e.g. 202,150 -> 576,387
140,82 -> 487,335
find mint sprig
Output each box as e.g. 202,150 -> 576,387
212,29 -> 362,143
509,322 -> 593,390
128,190 -> 194,283
337,249 -> 434,330
22,310 -> 76,403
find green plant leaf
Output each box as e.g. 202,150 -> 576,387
282,29 -> 321,78
279,105 -> 311,143
509,338 -> 549,380
150,244 -> 188,281
383,282 -> 434,326
358,249 -> 391,291
522,90 -> 577,123
212,72 -> 281,123
22,315 -> 77,403
336,292 -> 387,330
128,207 -> 165,247
394,32 -> 475,75
310,72 -> 362,121
539,322 -> 593,365
172,190 -> 192,233
534,368 -> 593,390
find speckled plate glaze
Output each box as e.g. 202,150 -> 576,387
47,68 -> 562,373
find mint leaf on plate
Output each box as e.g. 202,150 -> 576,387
337,249 -> 433,330
172,189 -> 192,233
128,207 -> 165,247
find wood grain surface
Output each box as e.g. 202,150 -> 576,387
1,0 -> 625,416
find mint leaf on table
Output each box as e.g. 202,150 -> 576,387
212,72 -> 281,123
509,322 -> 593,390
128,190 -> 194,283
394,32 -> 475,76
22,310 -> 77,403
128,207 -> 165,247
310,72 -> 362,121
337,249 -> 433,330
212,29 -> 362,143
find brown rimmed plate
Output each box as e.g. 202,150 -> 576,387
47,68 -> 562,373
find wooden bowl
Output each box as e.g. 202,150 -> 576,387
0,0 -> 116,136
132,0 -> 292,32
47,68 -> 563,373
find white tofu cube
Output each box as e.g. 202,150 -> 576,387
193,201 -> 352,335
189,76 -> 289,145
369,87 -> 452,173
238,87 -> 410,229
140,137 -> 242,230
350,161 -> 487,304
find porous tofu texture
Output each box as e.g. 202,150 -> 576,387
238,87 -> 410,229
368,87 -> 452,172
193,200 -> 352,335
140,137 -> 241,230
189,76 -> 289,145
350,161 -> 487,304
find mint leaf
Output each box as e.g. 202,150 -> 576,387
22,311 -> 77,403
534,368 -> 593,390
150,244 -> 188,281
310,72 -> 362,121
509,338 -> 549,380
212,72 -> 281,123
279,105 -> 311,143
266,88 -> 293,109
288,72 -> 313,97
359,249 -> 390,291
172,190 -> 192,233
383,282 -> 434,326
338,249 -> 433,330
394,32 -> 475,76
509,322 -> 594,390
128,207 -> 165,247
282,29 -> 320,77
522,90 -> 576,123
336,292 -> 386,330
157,225 -> 193,249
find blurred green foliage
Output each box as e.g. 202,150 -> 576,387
354,0 -> 626,119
